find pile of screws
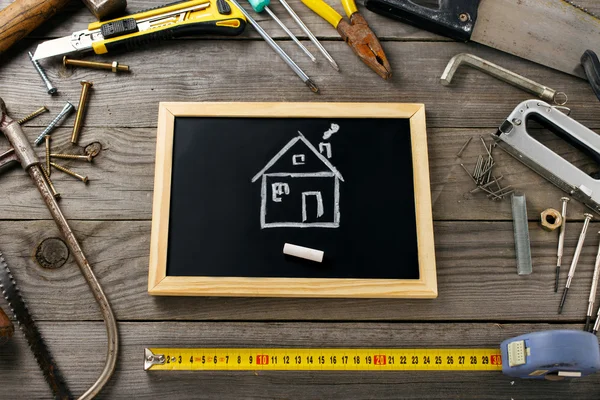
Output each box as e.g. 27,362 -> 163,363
38,134 -> 95,199
458,136 -> 514,200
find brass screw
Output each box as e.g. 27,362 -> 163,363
18,106 -> 48,125
50,162 -> 88,183
41,167 -> 60,199
50,153 -> 93,162
63,56 -> 130,73
45,135 -> 51,177
71,81 -> 93,145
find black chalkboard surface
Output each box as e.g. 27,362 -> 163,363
149,103 -> 436,298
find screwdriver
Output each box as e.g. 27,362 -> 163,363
247,0 -> 316,63
278,0 -> 339,71
229,0 -> 319,93
559,213 -> 593,314
585,232 -> 600,331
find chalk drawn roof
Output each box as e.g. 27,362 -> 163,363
251,132 -> 344,183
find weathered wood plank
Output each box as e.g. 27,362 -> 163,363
0,125 -> 595,221
0,321 -> 596,399
0,220 -> 598,321
1,41 -> 599,130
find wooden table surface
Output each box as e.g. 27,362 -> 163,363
1,0 -> 600,398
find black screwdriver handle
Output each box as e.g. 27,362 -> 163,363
363,0 -> 481,42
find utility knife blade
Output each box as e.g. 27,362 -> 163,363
362,0 -> 600,79
32,0 -> 247,61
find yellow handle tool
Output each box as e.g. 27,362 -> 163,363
300,0 -> 359,27
32,0 -> 247,60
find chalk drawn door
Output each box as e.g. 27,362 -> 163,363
302,191 -> 324,222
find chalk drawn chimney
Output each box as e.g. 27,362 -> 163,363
251,132 -> 344,229
319,142 -> 332,159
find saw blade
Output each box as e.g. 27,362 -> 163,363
471,0 -> 600,79
0,251 -> 72,400
562,0 -> 600,19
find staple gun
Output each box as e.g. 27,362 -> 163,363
494,99 -> 600,214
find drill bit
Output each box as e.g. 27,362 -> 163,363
559,213 -> 593,314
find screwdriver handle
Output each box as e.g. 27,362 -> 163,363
247,0 -> 270,12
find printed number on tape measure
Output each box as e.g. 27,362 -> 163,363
144,348 -> 502,371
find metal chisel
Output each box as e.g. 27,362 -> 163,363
361,0 -> 600,79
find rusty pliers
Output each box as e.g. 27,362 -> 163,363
301,0 -> 391,79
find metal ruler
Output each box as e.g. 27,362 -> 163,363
144,348 -> 502,371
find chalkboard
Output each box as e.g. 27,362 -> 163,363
149,103 -> 437,298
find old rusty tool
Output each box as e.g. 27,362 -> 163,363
0,97 -> 118,400
441,53 -> 568,105
0,251 -> 72,398
300,0 -> 391,79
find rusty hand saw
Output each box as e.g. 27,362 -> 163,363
362,0 -> 600,79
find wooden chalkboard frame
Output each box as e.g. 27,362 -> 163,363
149,102 -> 437,298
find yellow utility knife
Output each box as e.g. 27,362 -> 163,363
32,0 -> 246,60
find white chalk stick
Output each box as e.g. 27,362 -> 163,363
283,243 -> 324,263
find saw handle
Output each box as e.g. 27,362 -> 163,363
581,50 -> 600,102
363,0 -> 480,42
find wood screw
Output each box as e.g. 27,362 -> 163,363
50,162 -> 88,183
28,52 -> 57,94
34,102 -> 74,145
41,167 -> 60,199
50,153 -> 93,162
63,56 -> 130,72
17,106 -> 48,125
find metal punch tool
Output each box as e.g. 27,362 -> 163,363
441,53 -> 568,105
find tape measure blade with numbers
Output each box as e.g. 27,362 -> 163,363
143,331 -> 600,380
144,348 -> 503,371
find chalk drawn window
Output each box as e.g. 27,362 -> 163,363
292,154 -> 305,165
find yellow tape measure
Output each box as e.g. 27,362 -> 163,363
144,348 -> 503,371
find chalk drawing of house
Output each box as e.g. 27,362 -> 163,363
251,132 -> 344,229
